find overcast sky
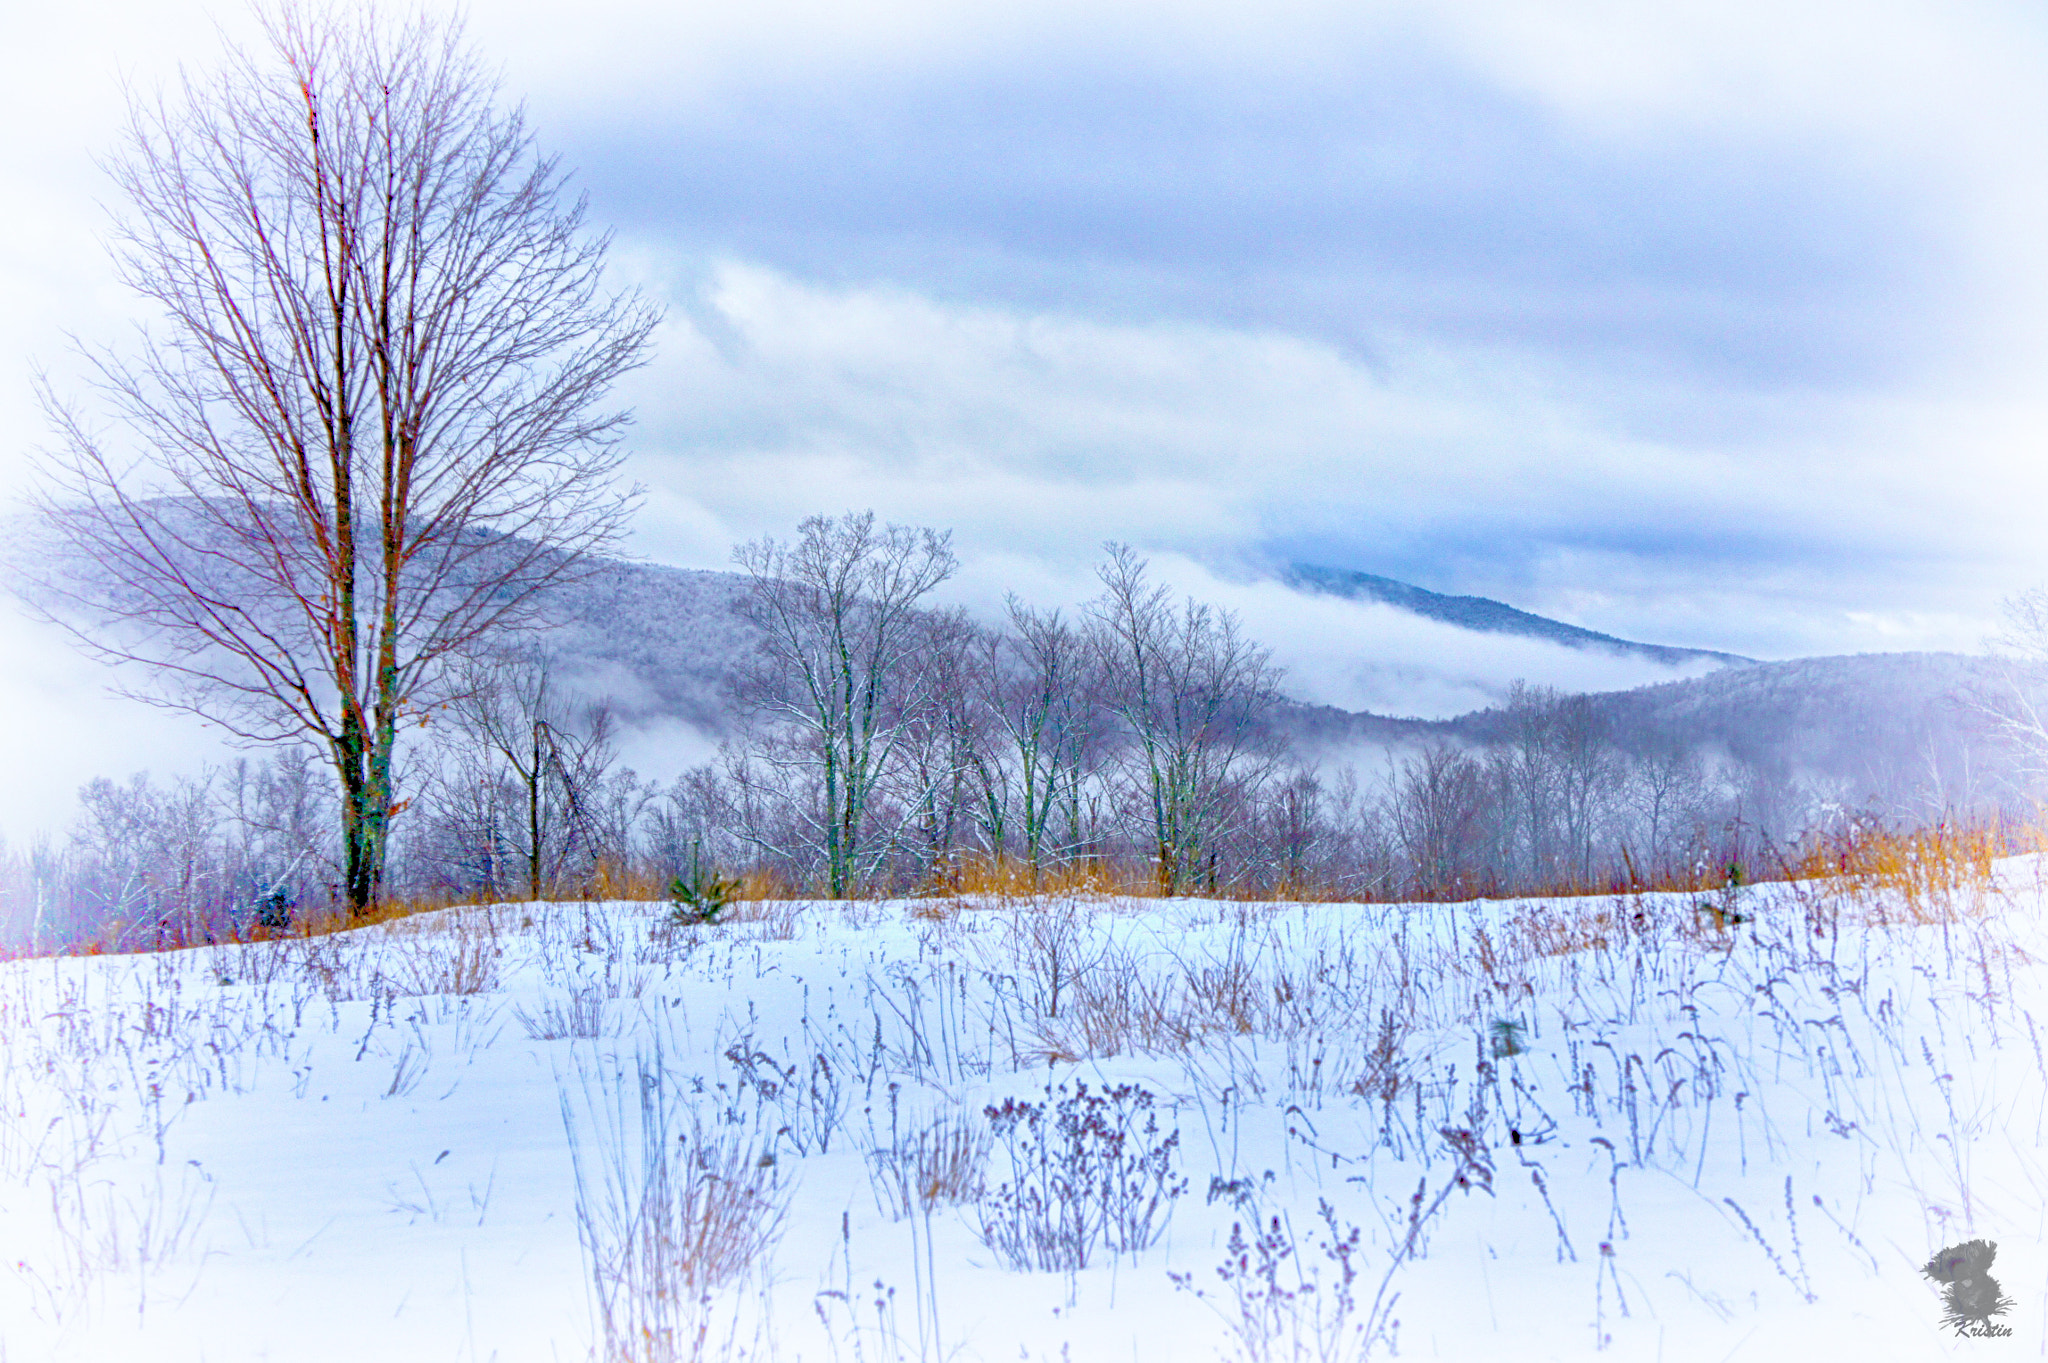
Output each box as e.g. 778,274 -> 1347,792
4,0 -> 2048,837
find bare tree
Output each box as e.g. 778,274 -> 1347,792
1550,692 -> 1621,884
728,512 -> 958,897
1491,682 -> 1562,882
221,746 -> 333,915
1255,767 -> 1329,898
1967,585 -> 2048,799
968,596 -> 1107,878
22,3 -> 656,914
1389,742 -> 1488,899
1622,736 -> 1708,874
1087,545 -> 1283,894
894,605 -> 988,883
434,646 -> 621,900
69,771 -> 221,948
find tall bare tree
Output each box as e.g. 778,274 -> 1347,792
23,4 -> 656,913
894,605 -> 987,882
971,596 -> 1107,878
1622,736 -> 1709,873
1390,742 -> 1489,899
1087,545 -> 1283,894
728,512 -> 958,897
1491,682 -> 1562,882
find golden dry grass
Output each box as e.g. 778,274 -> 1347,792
871,1114 -> 990,1220
1790,820 -> 2002,926
921,853 -> 1148,903
375,904 -> 506,995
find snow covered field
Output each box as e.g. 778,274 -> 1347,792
4,862 -> 2045,1361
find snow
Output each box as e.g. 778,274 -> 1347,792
3,867 -> 2045,1361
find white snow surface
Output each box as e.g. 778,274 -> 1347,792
3,868 -> 2047,1361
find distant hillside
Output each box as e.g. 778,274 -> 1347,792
1282,651 -> 2020,811
527,554 -> 2020,812
539,560 -> 759,730
1284,563 -> 1753,670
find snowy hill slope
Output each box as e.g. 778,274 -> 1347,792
2,870 -> 2042,1360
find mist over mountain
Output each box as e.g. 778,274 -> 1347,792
541,559 -> 760,730
1281,651 -> 2016,815
537,552 -> 2022,814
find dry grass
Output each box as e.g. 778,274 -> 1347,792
585,859 -> 798,907
25,1165 -> 216,1326
907,896 -> 960,924
1458,819 -> 2025,977
870,1113 -> 990,1220
516,984 -> 608,1040
923,853 -> 1153,903
562,1050 -> 789,1363
1791,820 -> 2002,926
719,895 -> 804,939
285,885 -> 479,939
647,1131 -> 783,1295
1351,1007 -> 1411,1104
1474,900 -> 1651,979
382,908 -> 504,996
1024,927 -> 1363,1068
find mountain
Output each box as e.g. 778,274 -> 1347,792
540,559 -> 760,730
527,552 -> 2019,811
1283,563 -> 1753,670
1280,651 -> 2019,810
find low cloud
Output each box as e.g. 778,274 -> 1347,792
948,548 -> 1732,719
0,602 -> 236,845
620,261 -> 2035,662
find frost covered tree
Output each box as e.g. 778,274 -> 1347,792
970,596 -> 1108,878
22,3 -> 655,914
726,512 -> 959,897
1390,742 -> 1489,899
1087,545 -> 1283,894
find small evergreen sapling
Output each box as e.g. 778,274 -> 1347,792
669,843 -> 740,925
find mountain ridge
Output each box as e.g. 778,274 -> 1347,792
1283,563 -> 1754,670
527,551 -> 2018,810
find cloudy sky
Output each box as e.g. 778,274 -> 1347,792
4,0 -> 2047,836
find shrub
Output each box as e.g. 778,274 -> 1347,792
974,1081 -> 1187,1272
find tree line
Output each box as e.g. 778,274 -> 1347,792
3,510 -> 1886,954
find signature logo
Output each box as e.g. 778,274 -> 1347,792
1924,1239 -> 2016,1338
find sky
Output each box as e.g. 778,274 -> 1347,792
4,0 -> 2048,838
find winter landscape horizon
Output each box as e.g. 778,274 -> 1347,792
7,2 -> 2048,1360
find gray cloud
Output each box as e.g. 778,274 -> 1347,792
512,0 -> 2048,667
614,259 -> 2024,661
563,37 -> 1955,392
